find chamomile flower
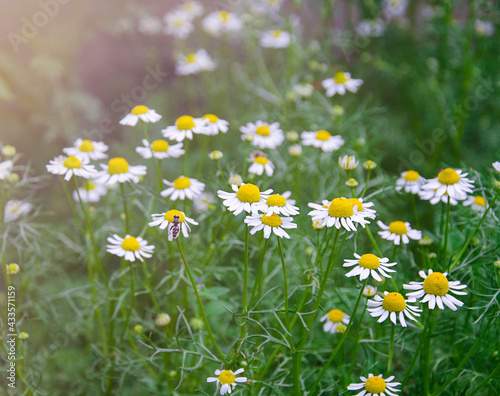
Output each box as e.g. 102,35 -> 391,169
106,234 -> 154,262
95,157 -> 147,185
163,10 -> 194,39
149,209 -> 198,240
492,161 -> 500,173
161,176 -> 205,201
395,170 -> 426,194
301,130 -> 344,152
137,15 -> 163,35
244,212 -> 296,239
228,173 -> 243,187
339,155 -> 359,170
383,0 -> 408,17
377,220 -> 421,245
180,1 -> 204,18
175,49 -> 217,76
343,253 -> 397,282
73,180 -> 107,203
0,160 -> 13,179
259,29 -> 291,48
63,138 -> 108,162
463,195 -> 487,213
256,191 -> 299,216
320,309 -> 350,334
418,189 -> 458,205
162,115 -> 207,142
202,11 -> 243,36
348,198 -> 376,220
193,192 -> 217,212
308,197 -> 370,231
367,291 -> 422,327
348,374 -> 401,396
421,168 -> 474,204
288,144 -> 303,157
403,270 -> 468,311
240,121 -> 284,149
356,18 -> 385,37
136,139 -> 185,160
200,114 -> 229,135
218,183 -> 272,216
119,105 -> 162,126
475,19 -> 494,36
207,368 -> 247,395
46,155 -> 96,181
4,200 -> 32,223
322,72 -> 363,97
247,151 -> 274,177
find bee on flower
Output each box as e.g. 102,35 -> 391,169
63,138 -> 108,161
94,157 -> 147,185
377,220 -> 421,245
73,180 -> 107,203
106,234 -> 154,262
175,49 -> 217,76
395,170 -> 426,194
320,309 -> 350,334
161,176 -> 205,201
207,368 -> 247,395
202,11 -> 243,36
163,10 -> 194,39
301,130 -> 344,152
119,105 -> 162,126
348,374 -> 401,396
247,151 -> 274,177
200,114 -> 229,135
46,155 -> 96,181
259,29 -> 291,48
420,168 -> 474,205
136,139 -> 185,160
149,209 -> 198,241
218,182 -> 272,216
343,253 -> 397,282
308,197 -> 370,231
162,115 -> 207,142
240,121 -> 284,150
322,71 -> 363,97
367,291 -> 422,327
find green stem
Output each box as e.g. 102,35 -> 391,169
402,313 -> 431,389
410,193 -> 420,229
248,238 -> 269,308
360,169 -> 372,198
277,237 -> 291,341
387,323 -> 396,376
62,180 -> 85,235
442,199 -> 451,269
216,159 -> 226,187
120,183 -> 130,234
119,261 -> 135,342
182,139 -> 190,175
365,225 -> 383,256
348,307 -> 366,379
243,227 -> 250,313
469,357 -> 500,395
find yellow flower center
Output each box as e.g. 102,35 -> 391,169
438,168 -> 460,185
328,198 -> 354,218
273,29 -> 282,37
217,370 -> 235,385
220,11 -> 229,22
389,221 -> 407,235
267,194 -> 286,207
404,170 -> 420,182
164,209 -> 185,222
254,157 -> 269,165
131,105 -> 149,115
236,183 -> 261,203
64,156 -> 82,169
334,71 -> 349,84
121,237 -> 140,251
186,54 -> 196,63
173,177 -> 191,189
256,125 -> 271,136
316,130 -> 331,141
176,115 -> 195,130
108,157 -> 129,175
79,139 -> 94,152
473,196 -> 486,207
328,309 -> 344,323
261,213 -> 282,227
203,114 -> 219,123
423,272 -> 449,296
364,376 -> 386,393
83,180 -> 96,191
348,198 -> 364,211
359,254 -> 380,269
382,292 -> 406,312
151,140 -> 169,152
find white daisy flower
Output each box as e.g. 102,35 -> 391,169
106,234 -> 155,262
475,19 -> 494,36
320,309 -> 350,334
0,160 -> 13,180
463,195 -> 487,213
421,168 -> 474,204
367,292 -> 422,327
418,189 -> 459,206
292,83 -> 314,99
343,253 -> 397,282
244,212 -> 296,239
322,72 -> 363,97
240,120 -> 284,150
300,130 -> 344,152
94,157 -> 147,185
253,0 -> 284,12
180,1 -> 204,18
347,197 -> 377,220
202,11 -> 243,36
492,161 -> 500,173
259,29 -> 291,48
200,114 -> 229,135
175,49 -> 217,76
256,191 -> 299,216
46,155 -> 96,181
218,183 -> 272,216
247,151 -> 274,177
149,209 -> 198,241
119,105 -> 162,126
163,10 -> 194,39
4,200 -> 32,223
395,170 -> 426,194
135,139 -> 184,160
339,155 -> 359,170
161,176 -> 205,201
137,15 -> 163,35
207,368 -> 247,395
377,220 -> 421,245
356,18 -> 385,37
348,373 -> 401,396
193,192 -> 217,212
208,150 -> 223,160
308,197 -> 370,232
63,138 -> 109,162
363,285 -> 378,297
288,144 -> 303,157
228,173 -> 243,187
403,270 -> 468,311
383,0 -> 408,17
162,115 -> 207,142
73,180 -> 107,203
